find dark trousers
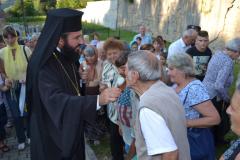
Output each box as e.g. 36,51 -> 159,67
5,85 -> 28,144
211,97 -> 230,144
0,103 -> 7,141
109,120 -> 124,160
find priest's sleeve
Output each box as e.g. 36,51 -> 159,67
38,66 -> 97,158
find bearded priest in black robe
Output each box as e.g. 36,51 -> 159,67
26,8 -> 121,160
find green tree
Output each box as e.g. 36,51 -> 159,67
7,0 -> 40,17
56,0 -> 87,9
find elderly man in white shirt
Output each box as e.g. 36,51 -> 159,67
132,25 -> 152,46
167,29 -> 197,59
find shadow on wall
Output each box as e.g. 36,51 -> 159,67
99,0 -> 233,51
160,0 -> 201,41
104,0 -> 202,42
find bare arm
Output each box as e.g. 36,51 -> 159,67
219,155 -> 224,160
0,84 -> 10,92
219,151 -> 240,160
187,100 -> 220,128
125,139 -> 136,160
151,150 -> 178,160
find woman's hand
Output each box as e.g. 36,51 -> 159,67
5,79 -> 13,88
79,64 -> 88,82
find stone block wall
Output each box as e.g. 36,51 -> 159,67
82,0 -> 240,50
117,0 -> 240,50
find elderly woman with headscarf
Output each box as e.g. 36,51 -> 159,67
203,38 -> 240,144
219,74 -> 240,160
167,53 -> 220,160
126,50 -> 190,160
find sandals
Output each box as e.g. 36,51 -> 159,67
0,144 -> 10,152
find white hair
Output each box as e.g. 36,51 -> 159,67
127,50 -> 161,81
167,53 -> 195,77
183,29 -> 197,37
226,37 -> 240,52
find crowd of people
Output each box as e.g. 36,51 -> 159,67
0,8 -> 239,160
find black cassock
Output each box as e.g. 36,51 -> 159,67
29,50 -> 97,160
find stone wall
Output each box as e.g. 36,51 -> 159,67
81,0 -> 117,29
117,0 -> 240,50
82,0 -> 240,50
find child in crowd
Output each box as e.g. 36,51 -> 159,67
152,37 -> 165,60
135,37 -> 141,50
130,41 -> 138,52
160,52 -> 171,85
90,32 -> 100,46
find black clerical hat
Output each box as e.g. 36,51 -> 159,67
48,8 -> 83,33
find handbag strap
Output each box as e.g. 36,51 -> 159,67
183,83 -> 201,105
23,45 -> 29,63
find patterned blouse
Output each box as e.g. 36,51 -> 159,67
203,50 -> 234,101
101,61 -> 122,124
177,80 -> 210,120
223,138 -> 240,160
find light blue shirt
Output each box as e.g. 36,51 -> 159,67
133,34 -> 152,46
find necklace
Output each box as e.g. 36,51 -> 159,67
53,52 -> 80,96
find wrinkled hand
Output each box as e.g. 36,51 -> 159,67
99,83 -> 108,93
99,87 -> 121,106
5,79 -> 13,88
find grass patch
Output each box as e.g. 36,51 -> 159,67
90,134 -> 111,159
6,17 -> 137,42
82,22 -> 137,43
229,62 -> 240,96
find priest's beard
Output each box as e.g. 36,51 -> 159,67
62,41 -> 80,62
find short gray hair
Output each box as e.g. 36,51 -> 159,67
226,37 -> 240,52
127,50 -> 161,81
84,45 -> 97,56
183,29 -> 197,37
167,53 -> 195,77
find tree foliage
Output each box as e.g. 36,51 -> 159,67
56,0 -> 88,9
6,0 -> 56,17
7,0 -> 102,17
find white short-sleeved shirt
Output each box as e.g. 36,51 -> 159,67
167,38 -> 191,59
139,108 -> 177,156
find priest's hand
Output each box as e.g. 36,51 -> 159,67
99,87 -> 121,106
